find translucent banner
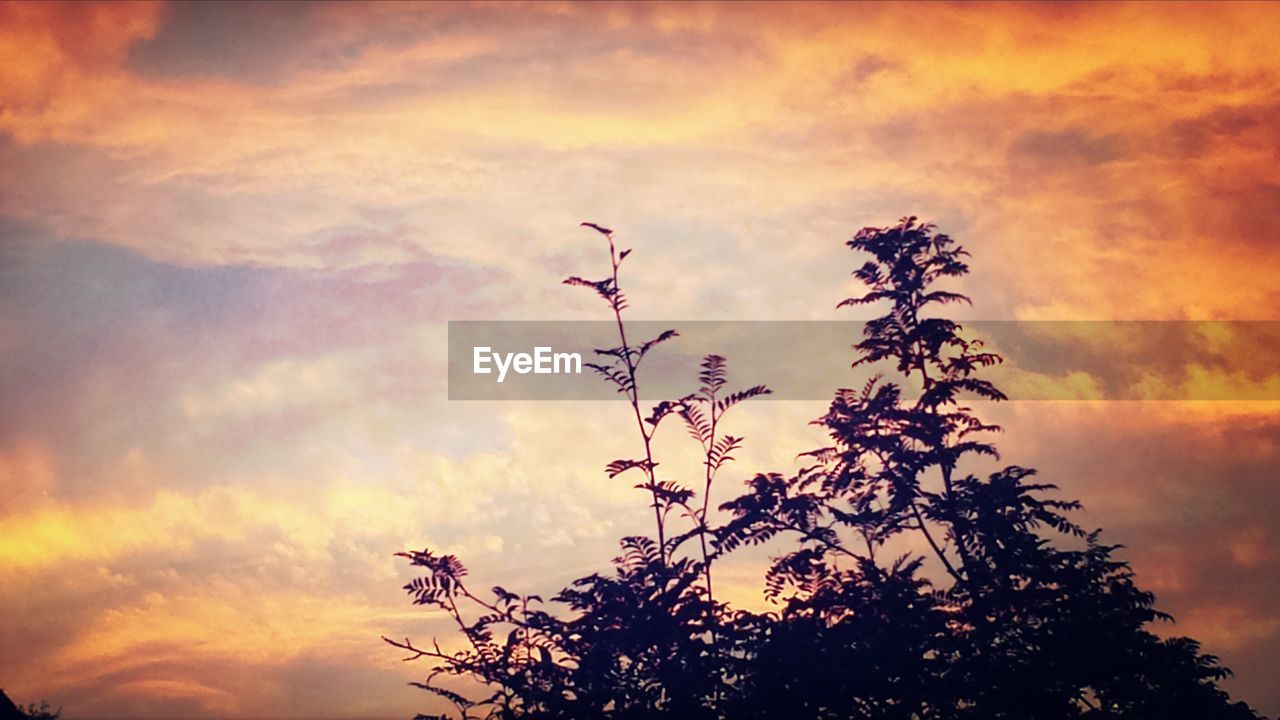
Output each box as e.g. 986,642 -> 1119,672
447,321 -> 1280,401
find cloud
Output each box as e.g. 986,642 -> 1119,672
3,1 -> 1280,716
992,401 -> 1280,708
2,2 -> 1275,320
0,437 -> 56,515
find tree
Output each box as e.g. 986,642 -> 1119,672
0,691 -> 60,720
388,218 -> 1262,719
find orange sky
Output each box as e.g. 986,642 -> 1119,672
2,2 -> 1279,717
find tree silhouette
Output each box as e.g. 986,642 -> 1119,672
0,691 -> 59,720
388,218 -> 1261,719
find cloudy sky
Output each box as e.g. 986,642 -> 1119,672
1,1 -> 1279,717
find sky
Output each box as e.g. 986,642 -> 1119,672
1,1 -> 1279,717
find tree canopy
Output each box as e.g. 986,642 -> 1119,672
387,218 -> 1261,720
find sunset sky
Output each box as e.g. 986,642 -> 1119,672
2,1 -> 1279,717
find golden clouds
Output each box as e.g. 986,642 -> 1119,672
0,437 -> 56,514
0,1 -> 161,142
2,1 -> 1280,715
1,0 -> 1277,321
0,2 -> 160,97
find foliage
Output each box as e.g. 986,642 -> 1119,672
388,218 -> 1262,719
20,701 -> 60,720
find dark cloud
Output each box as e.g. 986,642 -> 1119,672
1000,405 -> 1280,712
127,2 -> 349,84
845,54 -> 899,84
1168,105 -> 1267,159
1010,128 -> 1125,168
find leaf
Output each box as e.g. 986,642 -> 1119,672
605,458 -> 655,478
645,398 -> 685,426
584,362 -> 634,393
679,403 -> 711,444
698,354 -> 728,393
579,221 -> 613,235
636,329 -> 678,360
563,275 -> 619,305
716,384 -> 772,414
